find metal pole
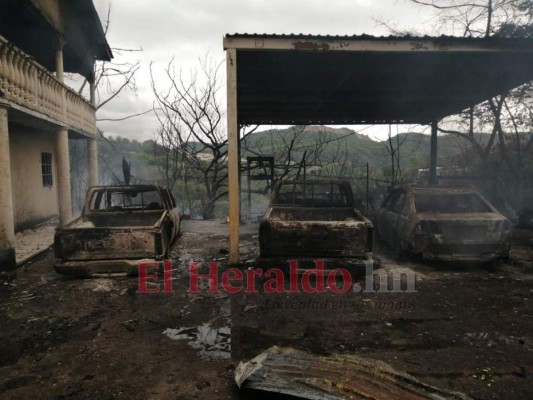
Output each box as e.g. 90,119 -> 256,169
270,158 -> 275,195
238,127 -> 243,222
366,162 -> 369,213
247,159 -> 251,220
429,120 -> 438,185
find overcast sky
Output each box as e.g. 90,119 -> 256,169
90,0 -> 436,142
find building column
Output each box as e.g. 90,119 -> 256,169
55,127 -> 72,226
226,48 -> 240,264
87,138 -> 98,187
88,77 -> 99,187
0,103 -> 16,269
429,120 -> 438,186
55,37 -> 65,83
90,82 -> 96,106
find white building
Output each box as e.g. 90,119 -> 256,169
0,0 -> 112,269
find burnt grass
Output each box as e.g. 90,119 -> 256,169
0,220 -> 532,399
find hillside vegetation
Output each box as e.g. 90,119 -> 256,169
69,126 -> 476,217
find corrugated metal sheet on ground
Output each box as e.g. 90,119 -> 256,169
236,346 -> 471,400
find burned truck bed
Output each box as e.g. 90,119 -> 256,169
259,180 -> 373,262
54,185 -> 181,276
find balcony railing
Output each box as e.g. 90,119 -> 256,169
0,35 -> 96,135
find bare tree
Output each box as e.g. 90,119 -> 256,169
408,0 -> 531,37
400,0 -> 533,211
381,125 -> 411,188
240,125 -> 352,181
76,4 -> 141,113
151,56 -> 257,219
69,3 -> 143,214
153,113 -> 188,193
436,82 -> 533,212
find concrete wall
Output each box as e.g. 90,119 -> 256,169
9,126 -> 58,232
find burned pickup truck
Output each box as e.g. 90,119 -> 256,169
54,185 -> 180,277
259,180 -> 373,264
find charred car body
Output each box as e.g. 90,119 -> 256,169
259,180 -> 373,265
377,186 -> 510,261
54,185 -> 180,276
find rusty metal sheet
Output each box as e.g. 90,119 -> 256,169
235,346 -> 471,400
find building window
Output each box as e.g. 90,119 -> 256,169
41,152 -> 53,187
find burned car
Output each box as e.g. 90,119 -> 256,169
376,186 -> 510,261
54,185 -> 181,276
259,180 -> 373,263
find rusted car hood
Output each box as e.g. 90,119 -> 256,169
267,219 -> 367,228
415,212 -> 506,222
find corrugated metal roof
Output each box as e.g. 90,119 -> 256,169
225,33 -> 533,125
225,33 -> 533,44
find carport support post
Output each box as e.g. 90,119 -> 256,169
227,48 -> 240,264
429,120 -> 438,185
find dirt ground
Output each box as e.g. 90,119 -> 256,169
0,220 -> 532,399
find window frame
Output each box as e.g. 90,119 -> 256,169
41,152 -> 53,187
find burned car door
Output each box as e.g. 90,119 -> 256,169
379,189 -> 406,248
393,190 -> 412,250
161,187 -> 181,239
378,190 -> 394,241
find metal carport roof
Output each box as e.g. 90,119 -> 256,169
224,34 -> 533,263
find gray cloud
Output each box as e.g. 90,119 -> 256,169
91,0 -> 434,141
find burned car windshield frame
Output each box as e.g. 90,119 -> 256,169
272,182 -> 353,207
414,193 -> 492,214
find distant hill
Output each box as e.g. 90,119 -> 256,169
241,125 -> 474,172
98,125 -> 480,183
